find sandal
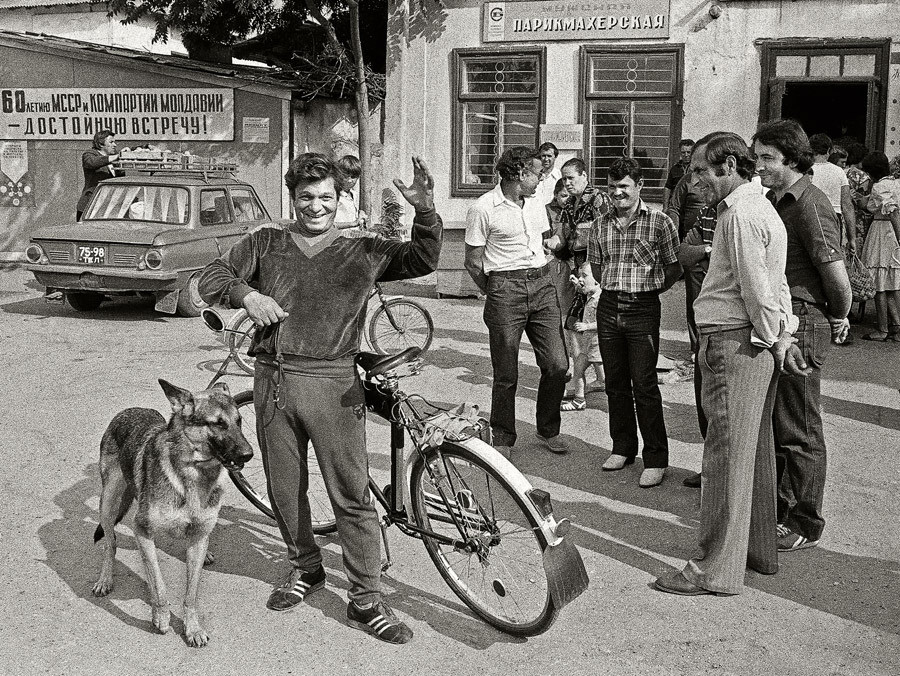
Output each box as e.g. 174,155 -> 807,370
560,398 -> 586,412
862,331 -> 890,341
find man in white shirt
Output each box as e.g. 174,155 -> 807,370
809,133 -> 857,255
654,132 -> 809,596
534,142 -> 563,206
464,146 -> 569,455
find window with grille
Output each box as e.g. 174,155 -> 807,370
452,48 -> 545,197
581,47 -> 682,203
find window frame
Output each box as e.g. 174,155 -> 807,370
451,46 -> 547,198
578,44 -> 684,203
758,38 -> 890,151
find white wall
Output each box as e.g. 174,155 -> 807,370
385,0 -> 900,227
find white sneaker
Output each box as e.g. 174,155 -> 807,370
639,467 -> 666,488
601,454 -> 634,471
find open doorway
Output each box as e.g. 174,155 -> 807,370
759,40 -> 889,151
781,81 -> 868,143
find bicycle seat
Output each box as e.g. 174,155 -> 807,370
355,347 -> 421,378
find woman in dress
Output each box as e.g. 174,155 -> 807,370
861,153 -> 900,340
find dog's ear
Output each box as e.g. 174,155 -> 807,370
159,379 -> 195,417
211,381 -> 231,397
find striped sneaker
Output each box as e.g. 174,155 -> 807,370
777,527 -> 819,552
266,566 -> 326,611
347,600 -> 413,644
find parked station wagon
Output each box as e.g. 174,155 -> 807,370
23,161 -> 278,316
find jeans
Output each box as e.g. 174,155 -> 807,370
773,301 -> 831,541
484,271 -> 568,446
596,290 -> 669,467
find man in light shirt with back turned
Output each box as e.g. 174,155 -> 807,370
654,132 -> 810,597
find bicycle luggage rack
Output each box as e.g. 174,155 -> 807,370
115,157 -> 239,181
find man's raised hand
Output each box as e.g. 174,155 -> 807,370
393,156 -> 435,212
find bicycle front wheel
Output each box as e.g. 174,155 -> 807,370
230,390 -> 337,534
368,298 -> 434,354
227,310 -> 257,375
409,442 -> 557,635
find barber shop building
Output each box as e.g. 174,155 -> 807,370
383,0 -> 900,293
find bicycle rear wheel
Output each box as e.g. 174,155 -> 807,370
230,390 -> 337,534
368,298 -> 434,354
409,442 -> 557,635
227,311 -> 257,375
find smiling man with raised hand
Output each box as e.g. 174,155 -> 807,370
199,153 -> 441,644
655,132 -> 809,597
589,157 -> 680,488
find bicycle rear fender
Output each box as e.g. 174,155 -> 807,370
410,437 -> 589,611
406,437 -> 565,547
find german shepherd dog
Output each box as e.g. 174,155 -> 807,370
91,380 -> 253,647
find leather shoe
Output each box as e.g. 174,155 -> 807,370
535,433 -> 568,454
653,572 -> 715,596
601,454 -> 635,471
682,471 -> 702,488
639,467 -> 666,488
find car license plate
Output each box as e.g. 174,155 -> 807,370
77,245 -> 107,265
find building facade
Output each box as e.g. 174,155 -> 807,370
383,0 -> 900,293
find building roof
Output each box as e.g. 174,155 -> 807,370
0,29 -> 323,99
0,0 -> 84,8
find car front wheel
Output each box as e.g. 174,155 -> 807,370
66,291 -> 103,312
176,272 -> 209,317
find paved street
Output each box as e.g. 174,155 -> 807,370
0,265 -> 897,676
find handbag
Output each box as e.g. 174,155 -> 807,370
846,252 -> 876,302
565,291 -> 586,331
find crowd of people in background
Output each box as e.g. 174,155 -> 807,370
464,116 -> 899,597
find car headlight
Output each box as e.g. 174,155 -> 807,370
25,243 -> 46,264
141,249 -> 163,270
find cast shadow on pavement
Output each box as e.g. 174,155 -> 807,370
39,463 -> 518,649
821,394 -> 900,431
0,295 -> 169,322
424,344 -> 706,445
511,430 -> 900,636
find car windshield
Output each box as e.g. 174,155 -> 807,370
84,185 -> 190,225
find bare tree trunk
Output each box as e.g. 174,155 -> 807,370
300,0 -> 371,215
347,1 -> 370,215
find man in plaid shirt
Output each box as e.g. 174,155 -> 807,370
589,157 -> 681,488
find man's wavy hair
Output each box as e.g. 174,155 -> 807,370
607,157 -> 643,183
752,119 -> 814,173
693,131 -> 756,179
92,129 -> 114,150
284,153 -> 346,196
495,146 -> 540,181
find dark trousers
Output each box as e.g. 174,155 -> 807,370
597,290 -> 669,468
484,271 -> 568,446
773,301 -> 831,541
254,361 -> 382,606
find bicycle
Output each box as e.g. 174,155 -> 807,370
201,314 -> 588,635
215,283 -> 434,375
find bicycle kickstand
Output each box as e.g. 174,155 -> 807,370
379,518 -> 393,573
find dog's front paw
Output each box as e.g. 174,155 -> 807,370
151,603 -> 171,634
92,576 -> 114,597
185,627 -> 210,648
